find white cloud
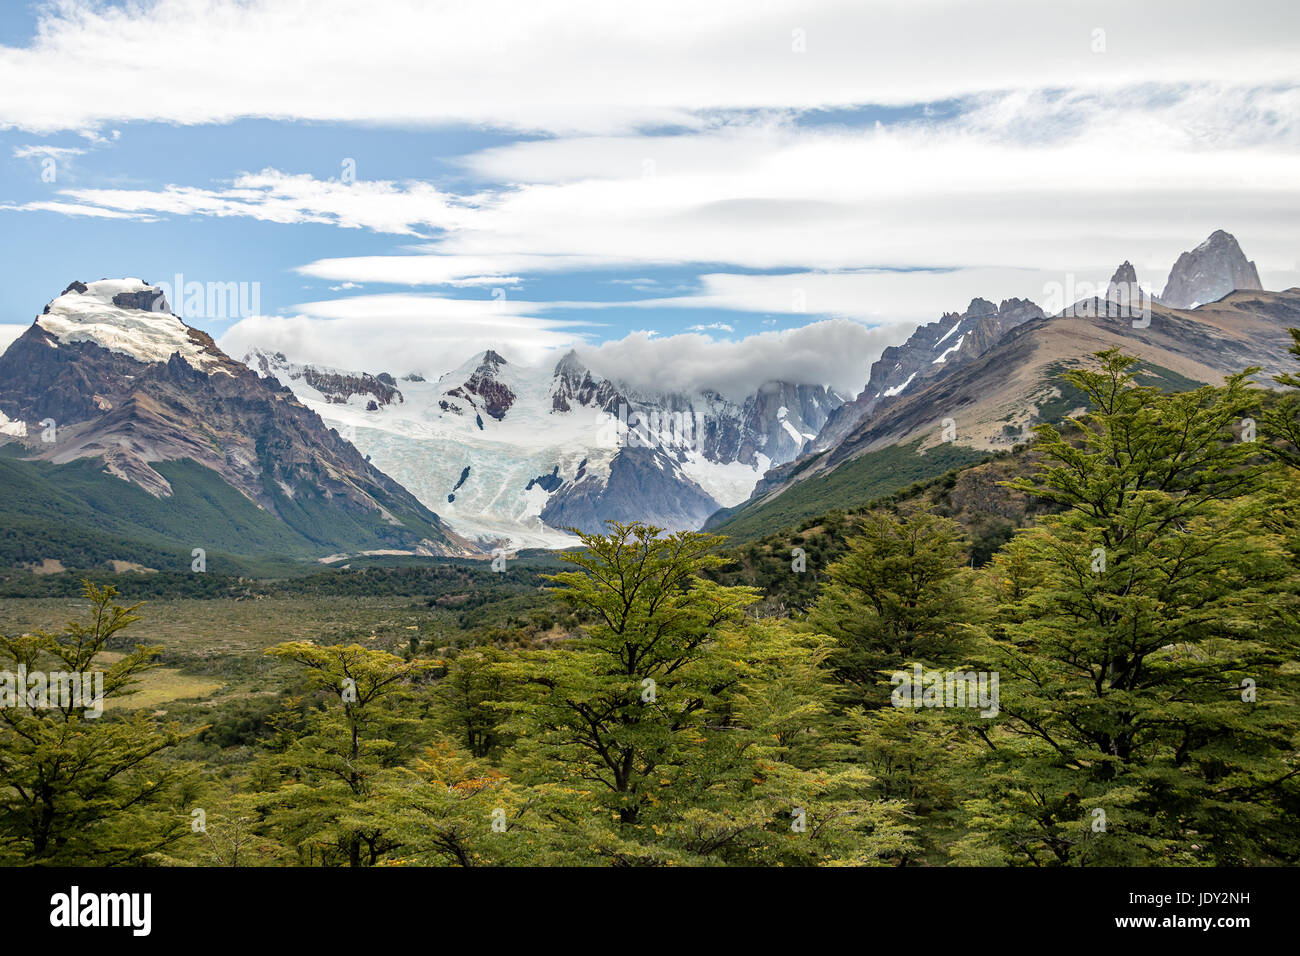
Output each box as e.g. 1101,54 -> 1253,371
639,269 -> 1112,327
297,253 -> 615,283
32,85 -> 1295,295
12,144 -> 86,159
25,170 -> 481,236
9,94 -> 1296,356
221,303 -> 903,402
0,324 -> 28,353
1,200 -> 151,220
2,0 -> 1298,135
576,320 -> 909,400
218,293 -> 598,373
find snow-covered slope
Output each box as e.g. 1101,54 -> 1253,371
247,348 -> 844,549
37,279 -> 226,373
244,349 -> 402,408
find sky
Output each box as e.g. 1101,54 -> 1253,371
1,0 -> 1298,397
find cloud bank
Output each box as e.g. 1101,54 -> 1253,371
17,87 -> 1300,312
219,303 -> 901,401
576,320 -> 907,400
3,0 -> 1298,135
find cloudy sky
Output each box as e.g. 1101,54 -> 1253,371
1,0 -> 1298,395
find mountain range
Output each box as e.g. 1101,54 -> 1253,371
0,230 -> 1290,571
246,346 -> 844,548
709,231 -> 1295,540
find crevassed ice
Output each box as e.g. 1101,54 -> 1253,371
257,349 -> 779,550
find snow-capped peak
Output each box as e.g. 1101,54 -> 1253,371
36,278 -> 222,372
436,349 -> 519,422
437,349 -> 509,385
245,346 -> 351,382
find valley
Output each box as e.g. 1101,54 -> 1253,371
1,234 -> 1297,872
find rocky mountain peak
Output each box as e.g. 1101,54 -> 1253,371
441,350 -> 517,422
0,280 -> 467,556
808,294 -> 1044,455
34,277 -> 220,373
552,348 -> 584,375
1109,260 -> 1137,288
1105,261 -> 1142,311
550,350 -> 622,413
1160,229 -> 1263,308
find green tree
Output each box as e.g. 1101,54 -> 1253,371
970,351 -> 1300,864
704,619 -> 915,866
504,523 -> 912,865
432,648 -> 515,759
261,641 -> 436,866
850,705 -> 981,864
0,582 -> 195,864
1258,326 -> 1300,470
505,522 -> 759,829
372,741 -> 533,867
809,509 -> 973,706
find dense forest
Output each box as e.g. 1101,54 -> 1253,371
2,347 -> 1298,866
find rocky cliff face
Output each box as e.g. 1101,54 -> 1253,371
548,350 -> 841,469
532,355 -> 843,535
539,445 -> 720,535
551,349 -> 624,413
245,348 -> 404,408
728,381 -> 843,467
812,296 -> 1044,455
442,350 -> 517,422
0,279 -> 469,556
1160,229 -> 1263,308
